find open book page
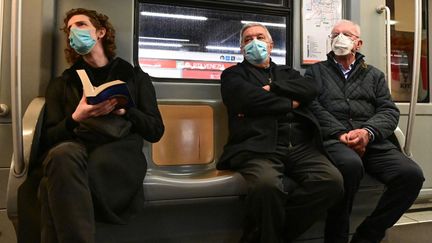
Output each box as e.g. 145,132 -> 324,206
76,69 -> 134,108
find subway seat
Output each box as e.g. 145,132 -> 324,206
7,98 -> 391,242
144,104 -> 247,202
143,169 -> 247,201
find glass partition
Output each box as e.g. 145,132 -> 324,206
388,0 -> 429,102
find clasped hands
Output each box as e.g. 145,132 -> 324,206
339,129 -> 370,157
72,94 -> 126,122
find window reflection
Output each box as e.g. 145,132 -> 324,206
137,3 -> 287,80
388,0 -> 429,102
229,0 -> 284,6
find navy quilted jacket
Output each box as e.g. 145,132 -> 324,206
305,52 -> 399,150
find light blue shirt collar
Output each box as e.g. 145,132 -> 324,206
334,59 -> 356,79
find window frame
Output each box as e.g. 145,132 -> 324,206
134,0 -> 293,82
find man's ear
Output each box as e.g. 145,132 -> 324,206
355,39 -> 363,50
97,27 -> 106,40
268,42 -> 274,53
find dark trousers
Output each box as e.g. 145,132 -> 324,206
231,143 -> 344,243
324,142 -> 424,243
39,142 -> 95,243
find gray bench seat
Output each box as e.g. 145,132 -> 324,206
6,97 -> 389,243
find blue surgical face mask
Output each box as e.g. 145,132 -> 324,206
243,39 -> 269,65
69,28 -> 96,55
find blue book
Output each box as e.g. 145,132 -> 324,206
76,69 -> 134,108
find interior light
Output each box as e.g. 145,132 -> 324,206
241,20 -> 286,28
139,42 -> 183,47
206,46 -> 240,52
206,45 -> 285,55
272,49 -> 286,54
139,36 -> 190,42
141,11 -> 208,21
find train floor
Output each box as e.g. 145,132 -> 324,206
382,200 -> 432,243
2,200 -> 431,243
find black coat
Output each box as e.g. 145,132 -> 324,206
305,52 -> 399,150
40,57 -> 164,223
19,58 -> 164,243
217,60 -> 323,169
42,57 -> 164,149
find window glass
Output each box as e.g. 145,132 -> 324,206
388,0 -> 429,102
226,0 -> 285,6
137,3 -> 287,80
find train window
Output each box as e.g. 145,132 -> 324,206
137,2 -> 287,80
388,0 -> 429,102
226,0 -> 286,6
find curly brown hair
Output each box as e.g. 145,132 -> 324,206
62,8 -> 116,64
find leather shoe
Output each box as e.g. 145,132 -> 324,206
350,234 -> 378,243
239,226 -> 260,243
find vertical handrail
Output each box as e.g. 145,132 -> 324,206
404,0 -> 422,157
376,5 -> 392,91
0,0 -> 4,77
11,0 -> 24,175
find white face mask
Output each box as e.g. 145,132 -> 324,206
331,33 -> 355,56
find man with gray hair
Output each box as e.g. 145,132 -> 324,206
306,19 -> 424,243
217,23 -> 343,243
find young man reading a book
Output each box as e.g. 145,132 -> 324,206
36,8 -> 164,243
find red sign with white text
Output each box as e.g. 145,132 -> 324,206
139,58 -> 177,68
182,70 -> 222,80
139,58 -> 237,79
181,61 -> 234,71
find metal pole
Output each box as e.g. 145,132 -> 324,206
0,0 -> 4,77
404,0 -> 422,157
11,0 -> 24,175
376,5 -> 392,92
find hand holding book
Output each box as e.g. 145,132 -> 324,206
76,69 -> 135,108
72,94 -> 118,122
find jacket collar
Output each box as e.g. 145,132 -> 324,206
241,58 -> 293,85
327,51 -> 367,79
241,58 -> 290,70
327,51 -> 365,67
64,57 -> 134,83
241,59 -> 276,86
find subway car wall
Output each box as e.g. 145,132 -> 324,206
1,0 -> 432,243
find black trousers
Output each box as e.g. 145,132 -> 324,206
39,142 -> 95,243
324,142 -> 424,243
39,133 -> 146,243
231,143 -> 344,243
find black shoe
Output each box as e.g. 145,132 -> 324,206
239,226 -> 260,243
325,238 -> 349,243
350,234 -> 377,243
